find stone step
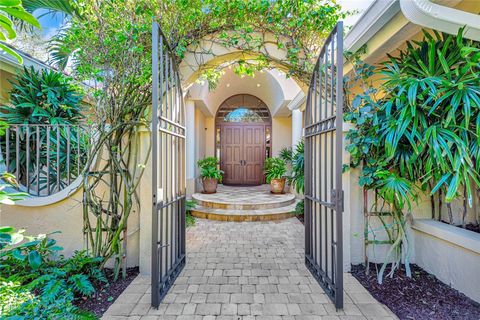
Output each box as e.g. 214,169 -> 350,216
190,200 -> 300,222
192,191 -> 296,210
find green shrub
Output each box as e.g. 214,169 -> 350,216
0,227 -> 103,319
279,147 -> 293,164
1,66 -> 83,125
264,157 -> 287,183
197,157 -> 224,182
290,141 -> 304,194
0,67 -> 87,193
294,200 -> 304,215
186,199 -> 196,227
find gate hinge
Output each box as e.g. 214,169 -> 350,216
331,189 -> 344,212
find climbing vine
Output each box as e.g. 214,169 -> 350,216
345,30 -> 480,282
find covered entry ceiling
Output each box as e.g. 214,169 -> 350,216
188,68 -> 305,117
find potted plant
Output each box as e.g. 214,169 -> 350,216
197,157 -> 224,194
264,157 -> 287,194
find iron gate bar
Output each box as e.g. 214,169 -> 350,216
151,21 -> 186,308
304,21 -> 344,309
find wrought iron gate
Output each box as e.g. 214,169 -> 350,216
304,21 -> 344,309
151,22 -> 186,308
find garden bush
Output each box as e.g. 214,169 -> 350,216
0,226 -> 104,319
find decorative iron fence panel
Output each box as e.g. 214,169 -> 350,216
151,21 -> 186,308
304,21 -> 344,309
0,124 -> 88,196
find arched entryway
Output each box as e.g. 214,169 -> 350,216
215,94 -> 272,185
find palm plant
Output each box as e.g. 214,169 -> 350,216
290,141 -> 304,194
18,0 -> 78,69
0,67 -> 86,193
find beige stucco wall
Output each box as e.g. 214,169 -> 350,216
412,220 -> 480,303
0,187 -> 140,267
271,117 -> 292,157
194,108 -> 207,192
0,130 -> 146,268
0,69 -> 15,104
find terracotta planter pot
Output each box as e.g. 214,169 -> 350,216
202,177 -> 218,194
270,178 -> 286,194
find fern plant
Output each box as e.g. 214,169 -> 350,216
290,141 -> 304,194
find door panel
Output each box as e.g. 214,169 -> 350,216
220,124 -> 265,185
243,126 -> 265,185
221,126 -> 244,185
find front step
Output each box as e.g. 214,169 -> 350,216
192,192 -> 295,210
191,201 -> 299,222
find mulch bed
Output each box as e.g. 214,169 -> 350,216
466,223 -> 480,234
76,267 -> 139,317
296,214 -> 304,224
352,264 -> 480,320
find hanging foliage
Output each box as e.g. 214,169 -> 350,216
345,29 -> 480,282
59,0 -> 347,86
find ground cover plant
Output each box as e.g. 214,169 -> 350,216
345,29 -> 480,282
0,227 -> 102,319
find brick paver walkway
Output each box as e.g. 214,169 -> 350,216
103,218 -> 397,319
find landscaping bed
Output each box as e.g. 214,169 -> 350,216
352,264 -> 480,320
76,267 -> 139,317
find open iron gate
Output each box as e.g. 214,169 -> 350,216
151,21 -> 186,308
304,21 -> 344,309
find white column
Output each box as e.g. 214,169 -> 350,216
185,100 -> 196,195
291,109 -> 303,148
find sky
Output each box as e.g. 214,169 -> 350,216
35,9 -> 65,37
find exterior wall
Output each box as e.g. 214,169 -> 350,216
1,69 -> 15,104
1,186 -> 141,268
194,108 -> 207,192
204,117 -> 215,158
1,130 -> 147,269
271,117 -> 292,157
412,220 -> 480,303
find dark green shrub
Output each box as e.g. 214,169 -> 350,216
1,66 -> 83,125
0,227 -> 104,319
290,141 -> 304,194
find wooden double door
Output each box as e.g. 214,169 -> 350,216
220,124 -> 266,185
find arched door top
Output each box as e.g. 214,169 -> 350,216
216,94 -> 272,124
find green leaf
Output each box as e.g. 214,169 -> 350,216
0,42 -> 22,63
28,250 -> 42,268
2,7 -> 40,28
